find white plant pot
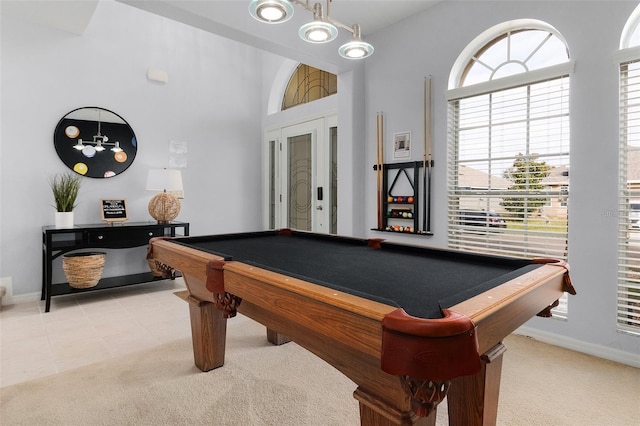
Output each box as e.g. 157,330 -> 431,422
55,211 -> 74,229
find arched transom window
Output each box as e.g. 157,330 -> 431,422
282,64 -> 337,110
460,29 -> 569,86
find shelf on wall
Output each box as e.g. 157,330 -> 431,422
373,161 -> 433,236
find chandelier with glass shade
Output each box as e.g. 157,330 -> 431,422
248,0 -> 374,59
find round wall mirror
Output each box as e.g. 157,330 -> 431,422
54,107 -> 137,178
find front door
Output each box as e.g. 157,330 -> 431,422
266,117 -> 336,233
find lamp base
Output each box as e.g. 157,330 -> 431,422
148,192 -> 180,223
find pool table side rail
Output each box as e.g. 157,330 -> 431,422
451,263 -> 568,353
150,238 -> 219,278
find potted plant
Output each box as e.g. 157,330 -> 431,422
50,172 -> 81,228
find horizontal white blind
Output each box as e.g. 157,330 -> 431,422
618,59 -> 640,335
448,77 -> 570,315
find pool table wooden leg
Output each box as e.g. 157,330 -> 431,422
177,291 -> 227,372
266,328 -> 291,345
446,342 -> 506,426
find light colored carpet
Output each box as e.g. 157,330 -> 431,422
1,315 -> 638,425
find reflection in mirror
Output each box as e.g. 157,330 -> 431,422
54,107 -> 137,178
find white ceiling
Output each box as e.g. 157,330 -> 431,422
2,0 -> 99,34
4,0 -> 442,72
153,0 -> 442,36
120,0 -> 443,71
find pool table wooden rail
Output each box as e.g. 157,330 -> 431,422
450,263 -> 567,354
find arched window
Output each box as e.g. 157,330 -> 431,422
616,5 -> 640,335
282,64 -> 337,110
447,21 -> 573,314
459,29 -> 568,85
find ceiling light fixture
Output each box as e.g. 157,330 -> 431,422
338,24 -> 374,59
249,0 -> 295,24
298,2 -> 337,43
248,0 -> 374,59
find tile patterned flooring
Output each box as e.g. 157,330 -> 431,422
0,279 -> 190,388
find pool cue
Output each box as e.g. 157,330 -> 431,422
376,113 -> 382,229
422,76 -> 433,234
422,78 -> 427,233
427,76 -> 433,234
378,112 -> 385,229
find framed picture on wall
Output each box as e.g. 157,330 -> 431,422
393,131 -> 411,159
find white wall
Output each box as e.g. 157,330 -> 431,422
363,1 -> 640,362
0,1 -> 267,295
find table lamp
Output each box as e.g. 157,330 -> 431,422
146,169 -> 183,223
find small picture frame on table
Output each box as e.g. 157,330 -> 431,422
393,131 -> 411,159
100,199 -> 128,224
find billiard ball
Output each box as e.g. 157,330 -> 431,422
387,196 -> 394,203
407,196 -> 414,203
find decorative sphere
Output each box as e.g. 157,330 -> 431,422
148,192 -> 180,223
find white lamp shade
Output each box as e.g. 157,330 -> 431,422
146,169 -> 183,192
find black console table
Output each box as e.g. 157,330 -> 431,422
42,221 -> 189,312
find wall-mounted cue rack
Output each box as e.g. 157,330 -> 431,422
374,77 -> 434,236
372,161 -> 433,236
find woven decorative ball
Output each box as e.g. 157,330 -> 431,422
148,192 -> 180,223
62,252 -> 106,289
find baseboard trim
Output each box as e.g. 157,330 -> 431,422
6,291 -> 41,306
516,326 -> 640,368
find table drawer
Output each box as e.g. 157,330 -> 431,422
86,227 -> 163,247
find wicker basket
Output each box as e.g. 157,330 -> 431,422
62,252 -> 106,289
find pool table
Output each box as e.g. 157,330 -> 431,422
148,229 -> 575,426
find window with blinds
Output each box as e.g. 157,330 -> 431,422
448,76 -> 570,259
617,58 -> 640,335
447,25 -> 572,316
